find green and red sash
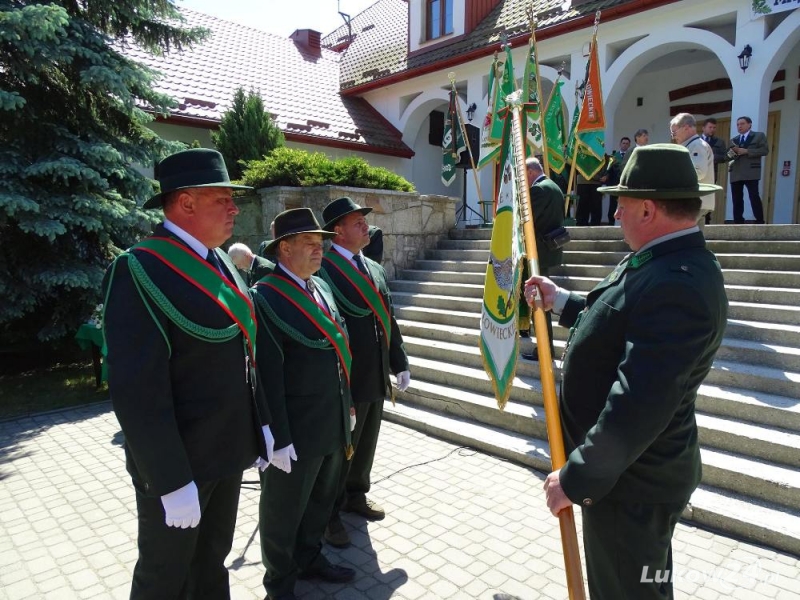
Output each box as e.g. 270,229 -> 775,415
131,237 -> 257,361
257,274 -> 352,383
323,250 -> 391,346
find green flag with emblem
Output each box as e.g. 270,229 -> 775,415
544,81 -> 566,174
442,86 -> 466,186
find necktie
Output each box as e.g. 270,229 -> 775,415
206,249 -> 228,280
353,255 -> 371,280
305,279 -> 330,314
740,135 -> 745,145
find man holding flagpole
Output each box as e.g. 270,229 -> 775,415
526,144 -> 728,599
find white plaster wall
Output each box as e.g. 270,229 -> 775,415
147,121 -> 215,148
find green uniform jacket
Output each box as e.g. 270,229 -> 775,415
530,176 -> 566,270
557,231 -> 728,506
320,250 -> 409,404
249,255 -> 275,287
253,265 -> 352,458
102,224 -> 270,497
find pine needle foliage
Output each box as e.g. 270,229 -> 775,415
241,148 -> 414,192
212,87 -> 285,181
0,0 -> 206,345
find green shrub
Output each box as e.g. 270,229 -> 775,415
241,147 -> 414,192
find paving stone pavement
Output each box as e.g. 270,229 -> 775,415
1,401 -> 799,599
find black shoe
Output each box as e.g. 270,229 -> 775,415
298,563 -> 356,583
519,329 -> 531,338
343,496 -> 385,521
324,516 -> 351,548
520,349 -> 539,361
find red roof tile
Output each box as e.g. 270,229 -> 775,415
124,9 -> 412,157
323,0 -> 673,93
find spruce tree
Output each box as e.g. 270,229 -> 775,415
212,87 -> 285,180
0,1 -> 206,345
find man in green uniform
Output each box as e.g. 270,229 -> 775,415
525,144 -> 728,599
520,157 -> 566,361
103,148 -> 274,599
252,208 -> 357,600
318,197 -> 410,547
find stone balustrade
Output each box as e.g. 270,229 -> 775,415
231,186 -> 459,279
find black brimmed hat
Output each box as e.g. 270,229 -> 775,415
143,148 -> 252,209
322,197 -> 373,230
264,208 -> 336,254
598,143 -> 720,199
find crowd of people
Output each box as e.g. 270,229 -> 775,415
103,142 -> 730,600
574,114 -> 769,226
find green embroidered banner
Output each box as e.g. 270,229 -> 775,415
132,237 -> 257,360
258,275 -> 352,381
322,251 -> 391,347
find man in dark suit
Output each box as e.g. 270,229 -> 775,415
606,136 -> 630,224
103,148 -> 274,599
520,157 -> 565,361
252,208 -> 357,600
228,241 -> 275,285
525,144 -> 728,600
701,118 -> 727,183
318,197 -> 410,547
729,116 -> 769,224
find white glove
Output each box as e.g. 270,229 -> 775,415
161,481 -> 201,529
350,407 -> 357,432
395,370 -> 411,392
262,425 -> 275,464
255,457 -> 269,472
270,444 -> 297,474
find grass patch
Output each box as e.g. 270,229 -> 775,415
0,361 -> 108,420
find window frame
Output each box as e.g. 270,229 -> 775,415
426,0 -> 453,41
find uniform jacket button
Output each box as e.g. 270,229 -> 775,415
582,498 -> 593,507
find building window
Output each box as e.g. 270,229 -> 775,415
426,0 -> 453,40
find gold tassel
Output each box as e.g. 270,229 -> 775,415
345,444 -> 354,460
391,386 -> 396,407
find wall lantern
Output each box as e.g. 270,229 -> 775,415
466,102 -> 477,122
738,44 -> 752,72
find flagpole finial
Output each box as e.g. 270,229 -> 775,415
593,10 -> 601,27
505,89 -> 523,109
448,72 -> 456,84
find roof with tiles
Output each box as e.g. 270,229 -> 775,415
323,0 -> 650,93
124,9 -> 412,157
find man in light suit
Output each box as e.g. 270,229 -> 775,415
670,112 -> 715,227
526,144 -> 728,600
729,116 -> 769,224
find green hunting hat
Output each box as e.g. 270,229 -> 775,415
598,143 -> 721,199
322,197 -> 373,230
264,208 -> 336,254
144,148 -> 252,209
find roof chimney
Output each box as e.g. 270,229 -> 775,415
290,29 -> 321,54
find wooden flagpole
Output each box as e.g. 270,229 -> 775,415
448,73 -> 488,221
508,86 -> 586,600
565,11 -> 601,217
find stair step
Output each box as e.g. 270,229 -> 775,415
392,291 -> 800,327
397,379 -> 547,439
384,397 -> 800,556
704,359 -> 800,400
383,400 -> 552,472
696,412 -> 800,468
689,486 -> 800,556
725,319 -> 800,347
416,259 -> 487,274
700,447 -> 800,512
721,269 -> 800,287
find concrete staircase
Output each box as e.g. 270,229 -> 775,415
385,224 -> 800,556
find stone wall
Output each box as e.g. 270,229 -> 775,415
230,186 -> 459,279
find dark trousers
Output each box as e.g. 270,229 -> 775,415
608,196 -> 618,224
582,499 -> 686,600
730,179 -> 765,223
130,472 -> 243,600
576,184 -> 603,226
331,399 -> 383,518
260,448 -> 344,598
